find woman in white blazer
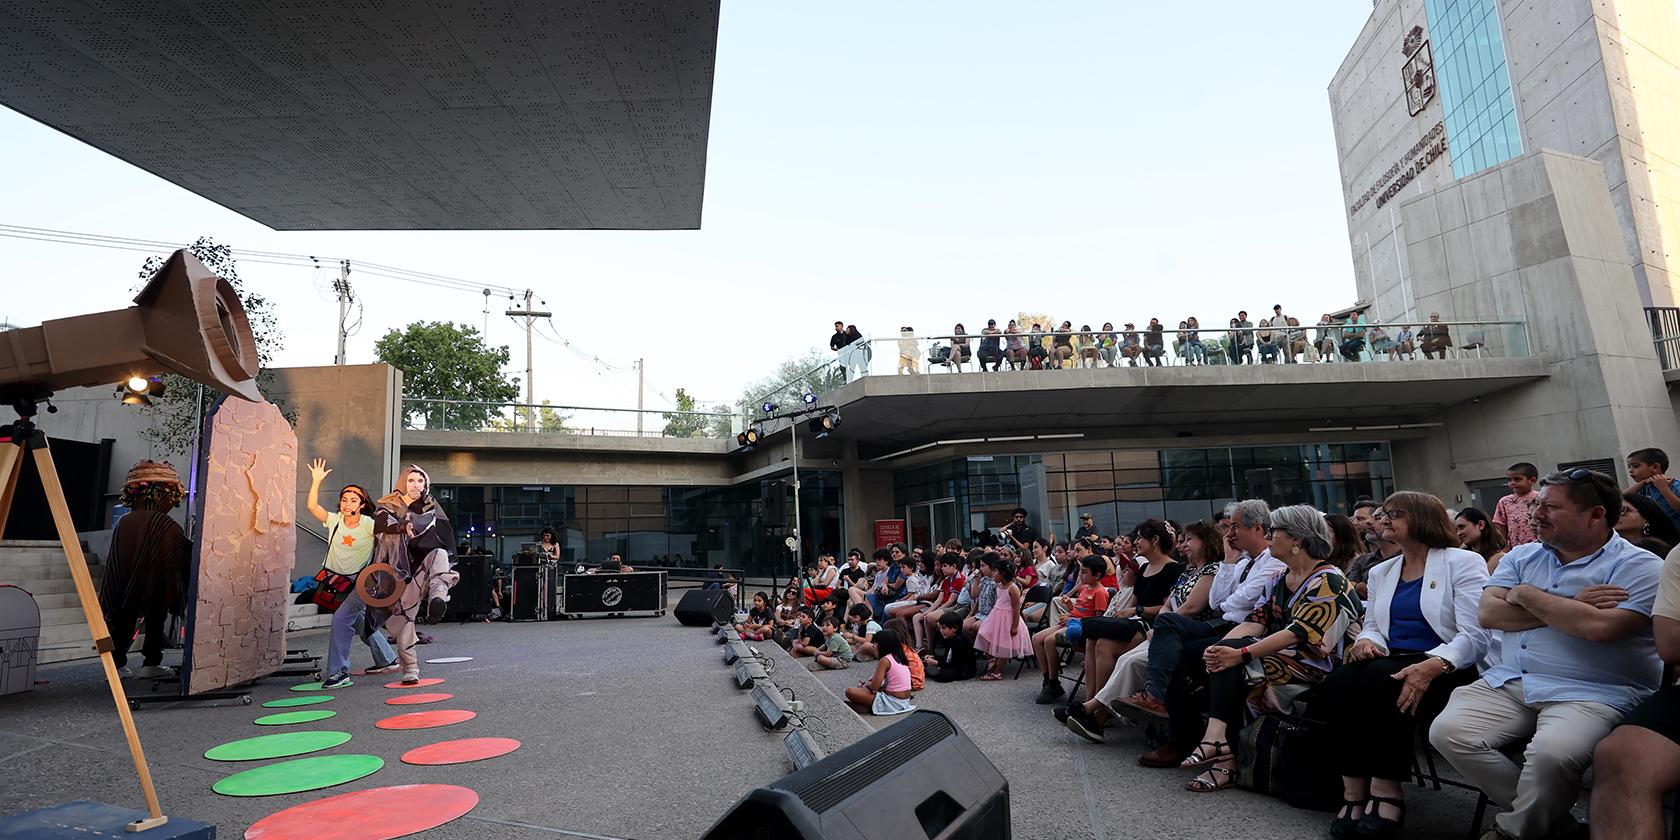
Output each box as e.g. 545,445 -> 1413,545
1317,491 -> 1490,840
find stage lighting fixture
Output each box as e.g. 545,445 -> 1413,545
809,410 -> 842,438
801,392 -> 817,405
724,640 -> 752,664
736,426 -> 763,448
821,410 -> 841,431
761,401 -> 777,414
734,659 -> 767,689
784,729 -> 825,770
118,375 -> 167,406
753,683 -> 794,730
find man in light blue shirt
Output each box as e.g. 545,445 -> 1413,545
1430,470 -> 1661,840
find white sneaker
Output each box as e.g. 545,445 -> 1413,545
117,666 -> 134,679
135,665 -> 174,679
400,672 -> 420,685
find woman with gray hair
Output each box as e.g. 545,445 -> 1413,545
1176,504 -> 1364,793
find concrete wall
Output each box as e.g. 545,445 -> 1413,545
1500,0 -> 1680,306
1331,0 -> 1457,320
1394,150 -> 1680,495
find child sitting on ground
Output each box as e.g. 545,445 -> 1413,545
736,591 -> 774,640
814,615 -> 853,670
789,608 -> 825,658
843,629 -> 917,716
844,603 -> 882,657
925,610 -> 977,682
881,617 -> 926,690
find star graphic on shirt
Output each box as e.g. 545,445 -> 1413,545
341,535 -> 356,547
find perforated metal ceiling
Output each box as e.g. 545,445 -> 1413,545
0,1 -> 718,230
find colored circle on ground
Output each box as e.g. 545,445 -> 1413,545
401,737 -> 520,766
385,693 -> 453,706
206,731 -> 352,762
212,754 -> 383,797
244,783 -> 478,840
425,656 -> 472,663
255,710 -> 337,726
262,695 -> 333,708
384,678 -> 444,689
289,681 -> 327,692
375,709 -> 476,730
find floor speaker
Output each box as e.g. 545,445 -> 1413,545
674,589 -> 734,626
700,710 -> 1009,839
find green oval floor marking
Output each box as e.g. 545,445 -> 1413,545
254,709 -> 337,726
205,731 -> 351,762
211,754 -> 383,797
289,681 -> 327,692
261,695 -> 333,708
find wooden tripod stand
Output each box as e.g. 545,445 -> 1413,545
0,393 -> 168,832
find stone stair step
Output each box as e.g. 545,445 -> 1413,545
2,578 -> 85,596
0,559 -> 104,576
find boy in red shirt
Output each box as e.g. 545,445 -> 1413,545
1492,461 -> 1541,546
1031,556 -> 1109,704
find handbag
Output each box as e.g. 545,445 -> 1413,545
310,523 -> 355,611
1234,712 -> 1340,811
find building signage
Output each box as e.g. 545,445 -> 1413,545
1348,25 -> 1448,217
874,519 -> 906,548
1402,26 -> 1436,117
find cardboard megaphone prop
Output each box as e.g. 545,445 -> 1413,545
0,249 -> 261,401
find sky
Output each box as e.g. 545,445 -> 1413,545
0,2 -> 1378,417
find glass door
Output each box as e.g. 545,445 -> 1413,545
905,498 -> 961,551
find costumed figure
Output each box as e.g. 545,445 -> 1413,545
306,458 -> 398,689
99,460 -> 191,679
368,465 -> 458,684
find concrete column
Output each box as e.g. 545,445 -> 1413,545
841,440 -> 896,551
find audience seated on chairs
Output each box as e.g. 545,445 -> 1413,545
913,553 -> 968,654
1418,313 -> 1451,359
1172,504 -> 1362,793
1067,520 -> 1221,742
1315,491 -> 1488,837
863,546 -> 908,617
1115,499 -> 1285,768
1429,469 -> 1662,840
884,556 -> 935,620
1456,506 -> 1509,574
1029,555 -> 1111,704
803,553 -> 840,606
978,320 -> 1003,371
1062,521 -> 1180,710
1004,320 -> 1027,369
962,552 -> 999,641
1618,491 -> 1680,557
1590,542 -> 1680,840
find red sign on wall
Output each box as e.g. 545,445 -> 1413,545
874,519 -> 906,548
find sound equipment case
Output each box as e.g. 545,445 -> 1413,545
560,571 -> 666,619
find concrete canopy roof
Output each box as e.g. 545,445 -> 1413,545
817,358 -> 1549,457
0,1 -> 719,230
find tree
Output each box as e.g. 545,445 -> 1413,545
661,388 -> 711,438
374,321 -> 519,430
727,349 -> 845,434
488,400 -> 573,433
133,238 -> 290,456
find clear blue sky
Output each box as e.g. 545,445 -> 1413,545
0,1 -> 1376,414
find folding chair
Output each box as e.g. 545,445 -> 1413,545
1010,584 -> 1054,679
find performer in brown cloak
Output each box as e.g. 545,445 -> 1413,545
99,460 -> 191,679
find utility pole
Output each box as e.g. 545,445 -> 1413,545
482,288 -> 491,336
333,260 -> 352,365
504,290 -> 551,431
635,358 -> 645,435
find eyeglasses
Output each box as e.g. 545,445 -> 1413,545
1374,509 -> 1406,521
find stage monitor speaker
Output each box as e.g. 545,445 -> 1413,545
763,481 -> 788,527
674,589 -> 734,626
700,710 -> 1009,840
444,555 -> 492,619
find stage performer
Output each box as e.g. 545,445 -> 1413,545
306,458 -> 399,689
100,460 -> 191,679
369,466 -> 458,684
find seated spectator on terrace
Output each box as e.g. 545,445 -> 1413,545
1430,469 -> 1662,840
897,326 -> 919,374
1004,319 -> 1026,369
1590,541 -> 1680,840
1340,309 -> 1369,361
978,320 -> 1003,371
949,323 -> 971,368
1618,491 -> 1680,556
1099,322 -> 1120,367
1418,312 -> 1451,359
1030,555 -> 1111,703
1317,492 -> 1487,836
1051,321 -> 1076,368
1227,315 -> 1254,364
1176,504 -> 1361,793
1286,316 -> 1308,363
1628,446 -> 1680,532
1116,499 -> 1284,766
1183,317 -> 1207,365
1256,317 -> 1280,363
803,553 -> 841,606
1120,323 -> 1142,366
1455,506 -> 1509,574
1390,323 -> 1416,360
1066,520 -> 1220,743
1316,314 -> 1340,361
1368,321 -> 1396,358
1143,318 -> 1166,367
1076,325 -> 1100,368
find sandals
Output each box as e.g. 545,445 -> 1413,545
1357,795 -> 1405,838
979,671 -> 1003,681
1179,740 -> 1231,769
1330,798 -> 1368,839
1185,765 -> 1233,793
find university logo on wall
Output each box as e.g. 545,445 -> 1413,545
1402,25 -> 1436,117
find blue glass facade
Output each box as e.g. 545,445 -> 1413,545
1424,0 -> 1522,177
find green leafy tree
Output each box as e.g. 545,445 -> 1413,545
728,349 -> 845,433
133,238 -> 291,456
374,321 -> 519,430
661,388 -> 712,438
488,400 -> 573,433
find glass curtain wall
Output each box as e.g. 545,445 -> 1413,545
1425,0 -> 1521,177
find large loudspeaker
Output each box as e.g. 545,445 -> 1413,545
763,481 -> 788,527
701,710 -> 1009,840
444,554 -> 492,619
674,589 -> 735,626
508,565 -> 551,621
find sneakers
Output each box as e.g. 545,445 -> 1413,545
322,673 -> 353,689
116,665 -> 134,679
426,597 -> 447,624
401,672 -> 420,685
1065,707 -> 1105,745
135,664 -> 174,679
365,661 -> 400,675
1034,679 -> 1065,705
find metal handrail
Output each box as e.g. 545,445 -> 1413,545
400,398 -> 732,417
1647,307 -> 1680,371
865,321 -> 1525,344
295,521 -> 328,545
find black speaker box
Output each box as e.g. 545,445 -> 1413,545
700,710 -> 1009,840
444,555 -> 492,619
763,480 -> 788,527
674,589 -> 735,626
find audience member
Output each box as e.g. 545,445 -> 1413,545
1229,312 -> 1254,364
803,553 -> 840,606
926,611 -> 978,682
1418,312 -> 1452,359
1628,447 -> 1680,532
1317,491 -> 1488,836
736,591 -> 775,641
843,628 -> 916,715
1184,317 -> 1207,365
1143,319 -> 1166,367
1030,555 -> 1113,704
978,320 -> 1003,371
814,614 -> 853,670
1455,506 -> 1509,574
976,556 -> 1033,681
1004,320 -> 1026,369
884,556 -> 935,619
1492,462 -> 1541,546
897,326 -> 919,374
1430,469 -> 1662,840
789,608 -> 824,658
949,323 -> 971,368
1345,499 -> 1390,597
913,554 -> 967,653
961,552 -> 999,640
1617,491 -> 1680,555
1325,513 -> 1360,571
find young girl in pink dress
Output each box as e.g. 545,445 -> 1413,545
975,556 -> 1032,680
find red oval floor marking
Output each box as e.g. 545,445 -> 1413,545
384,692 -> 453,706
244,783 -> 477,840
400,737 -> 521,766
383,678 -> 444,689
375,709 -> 475,730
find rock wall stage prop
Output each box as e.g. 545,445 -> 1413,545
183,398 -> 296,695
